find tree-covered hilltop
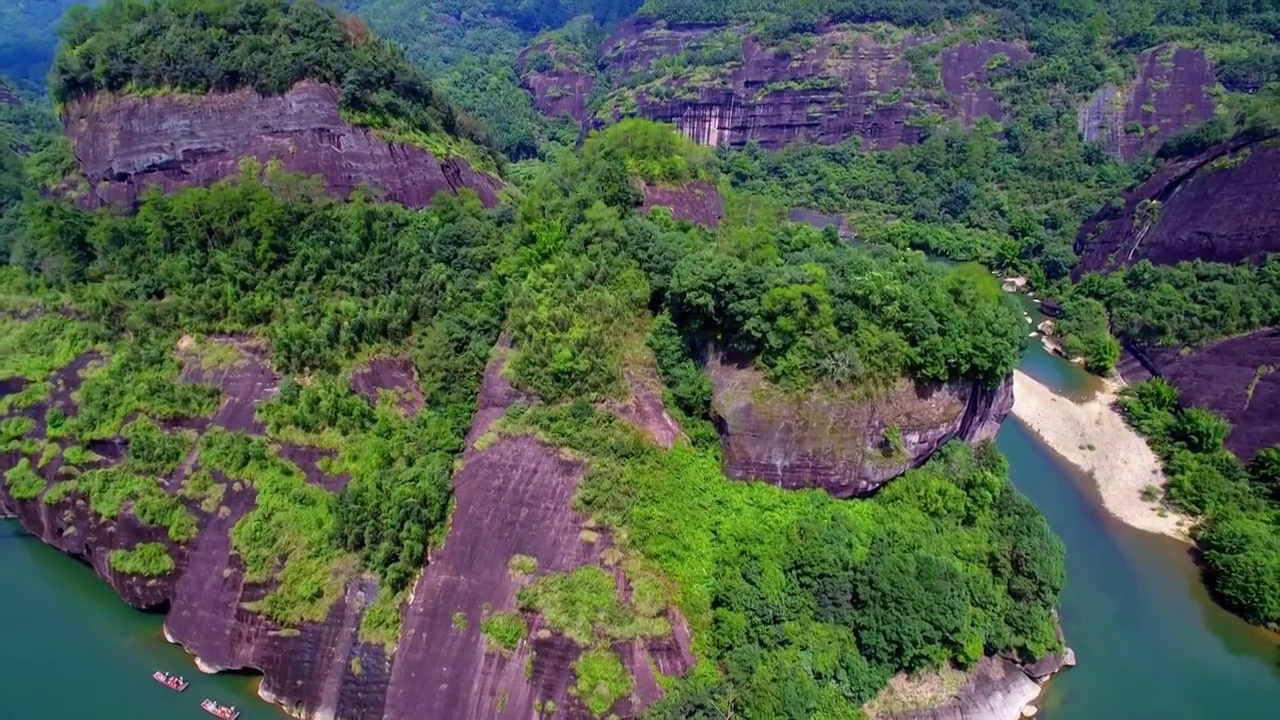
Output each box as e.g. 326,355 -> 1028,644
505,119 -> 1024,411
0,108 -> 1060,717
51,0 -> 501,168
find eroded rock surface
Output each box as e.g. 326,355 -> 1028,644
1074,137 -> 1280,275
708,351 -> 1013,497
384,345 -> 693,720
880,657 -> 1047,720
1076,46 -> 1216,162
64,80 -> 502,210
588,19 -> 1027,150
519,39 -> 596,124
641,180 -> 724,227
1118,330 -> 1280,462
0,345 -> 388,720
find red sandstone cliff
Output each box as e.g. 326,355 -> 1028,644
532,18 -> 1028,151
1076,46 -> 1217,162
1074,136 -> 1280,275
64,80 -> 502,210
707,351 -> 1014,498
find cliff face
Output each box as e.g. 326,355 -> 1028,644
64,80 -> 502,210
1076,46 -> 1216,162
582,19 -> 1026,151
640,179 -> 724,226
0,336 -> 693,720
385,344 -> 693,720
0,341 -> 391,720
1118,330 -> 1280,462
707,351 -> 1014,498
519,39 -> 597,123
1074,136 -> 1280,275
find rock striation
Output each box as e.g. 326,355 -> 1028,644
575,19 -> 1028,150
707,351 -> 1013,498
1118,330 -> 1280,462
1076,46 -> 1216,162
385,341 -> 694,720
1074,136 -> 1280,275
64,80 -> 502,210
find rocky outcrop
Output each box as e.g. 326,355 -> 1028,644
385,341 -> 693,720
641,179 -> 724,226
64,80 -> 502,210
707,351 -> 1014,497
519,39 -> 596,123
584,19 -> 1027,150
1076,46 -> 1216,162
880,657 -> 1047,720
0,346 -> 391,720
1118,330 -> 1280,462
1074,136 -> 1280,275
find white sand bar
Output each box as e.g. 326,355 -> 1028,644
1010,370 -> 1191,542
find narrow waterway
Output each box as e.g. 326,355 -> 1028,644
1,336 -> 1277,719
1010,335 -> 1280,720
0,520 -> 271,719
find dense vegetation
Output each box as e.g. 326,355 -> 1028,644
0,84 -> 1058,718
0,0 -> 84,94
507,120 -> 1024,407
1120,381 -> 1280,628
641,0 -> 1280,45
496,403 -> 1062,718
51,0 -> 500,167
1072,256 -> 1280,350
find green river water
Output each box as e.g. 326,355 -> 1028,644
2,335 -> 1278,719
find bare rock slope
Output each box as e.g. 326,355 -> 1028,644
1075,136 -> 1280,275
65,80 -> 502,209
1077,46 -> 1216,162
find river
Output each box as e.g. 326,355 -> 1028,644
2,336 -> 1278,719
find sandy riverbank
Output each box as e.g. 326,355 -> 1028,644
1010,370 -> 1190,542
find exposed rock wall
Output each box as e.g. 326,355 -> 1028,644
0,346 -> 390,720
1074,136 -> 1280,275
881,657 -> 1044,720
641,179 -> 724,226
64,80 -> 502,210
1076,46 -> 1216,162
1118,330 -> 1280,462
707,351 -> 1014,497
384,342 -> 694,720
588,19 -> 1027,151
519,39 -> 596,123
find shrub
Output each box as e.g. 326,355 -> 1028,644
109,543 -> 175,577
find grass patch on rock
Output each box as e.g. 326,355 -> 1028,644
109,542 -> 175,577
509,553 -> 539,577
481,611 -> 528,653
572,647 -> 633,718
200,427 -> 356,626
516,565 -> 670,645
5,458 -> 46,500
